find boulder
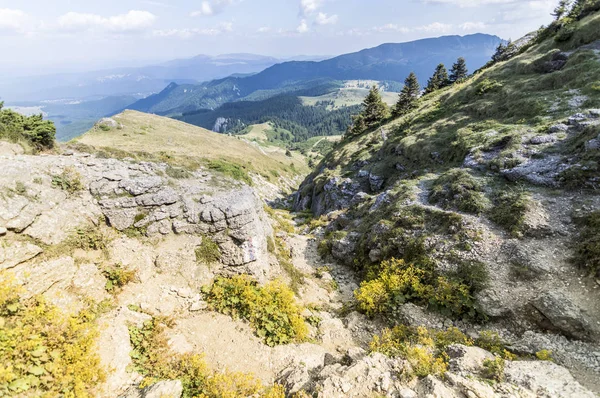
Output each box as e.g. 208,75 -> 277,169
445,344 -> 494,375
505,361 -> 596,398
368,173 -> 385,192
532,291 -> 593,340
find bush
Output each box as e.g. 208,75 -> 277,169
572,211 -> 600,276
475,331 -> 516,360
429,169 -> 488,214
0,272 -> 105,397
103,264 -> 136,292
128,317 -> 285,398
195,236 -> 221,265
165,165 -> 192,179
488,188 -> 531,237
370,326 -> 475,378
354,258 -> 482,320
536,349 -> 553,361
0,104 -> 56,150
482,357 -> 505,382
51,167 -> 84,194
203,275 -> 308,346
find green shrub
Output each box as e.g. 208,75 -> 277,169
103,264 -> 136,292
572,211 -> 600,276
476,79 -> 503,95
488,188 -> 531,237
203,275 -> 308,346
354,258 -> 482,320
555,24 -> 576,42
429,169 -> 488,214
51,167 -> 84,194
128,317 -> 285,398
536,349 -> 553,361
207,159 -> 253,185
482,357 -> 505,382
0,271 -> 104,397
475,331 -> 516,360
0,104 -> 55,150
195,236 -> 221,265
370,326 -> 475,378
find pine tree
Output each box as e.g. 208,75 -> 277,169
449,57 -> 468,84
361,85 -> 387,127
553,0 -> 573,19
393,72 -> 421,117
424,64 -> 449,94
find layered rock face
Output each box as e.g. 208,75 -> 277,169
0,150 -> 272,282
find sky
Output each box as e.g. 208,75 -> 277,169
0,0 -> 558,76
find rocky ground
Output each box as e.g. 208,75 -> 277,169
1,140 -> 599,397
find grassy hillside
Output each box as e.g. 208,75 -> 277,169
71,110 -> 308,184
295,8 -> 600,324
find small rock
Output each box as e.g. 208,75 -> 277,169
400,388 -> 417,398
548,123 -> 569,133
189,300 -> 208,312
585,139 -> 600,151
62,150 -> 74,156
0,227 -> 7,237
530,135 -> 557,145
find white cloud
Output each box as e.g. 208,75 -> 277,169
416,22 -> 453,33
459,21 -> 486,30
372,24 -> 410,34
153,28 -> 221,38
57,10 -> 156,32
191,0 -> 235,17
257,26 -> 271,33
315,12 -> 338,25
0,8 -> 31,33
300,0 -> 323,16
297,19 -> 309,33
420,0 -> 518,7
153,21 -> 233,39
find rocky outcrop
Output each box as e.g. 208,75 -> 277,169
531,291 -> 595,341
0,151 -> 273,281
278,344 -> 597,398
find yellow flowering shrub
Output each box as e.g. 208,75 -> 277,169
0,272 -> 104,397
203,275 -> 308,346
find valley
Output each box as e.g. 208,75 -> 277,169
1,1 -> 600,398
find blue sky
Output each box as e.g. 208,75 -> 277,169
0,0 -> 557,75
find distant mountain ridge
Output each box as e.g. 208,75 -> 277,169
0,53 -> 325,102
127,33 -> 503,116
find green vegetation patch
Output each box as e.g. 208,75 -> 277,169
370,326 -> 473,378
51,167 -> 84,194
354,258 -> 483,320
103,264 -> 136,293
488,188 -> 531,237
203,275 -> 308,346
429,169 -> 488,214
0,102 -> 56,150
572,210 -> 600,276
207,159 -> 253,185
128,317 -> 285,398
195,236 -> 221,265
0,272 -> 105,397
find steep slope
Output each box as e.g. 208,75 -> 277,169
294,8 -> 600,391
127,34 -> 502,116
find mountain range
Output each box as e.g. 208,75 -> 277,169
127,33 -> 502,116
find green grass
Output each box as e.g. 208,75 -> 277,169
429,169 -> 488,214
572,211 -> 600,276
207,159 -> 253,185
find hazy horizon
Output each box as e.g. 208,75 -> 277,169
0,0 -> 557,77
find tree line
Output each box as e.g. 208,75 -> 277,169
0,102 -> 56,150
347,57 -> 468,138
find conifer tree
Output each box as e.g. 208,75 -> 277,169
361,85 -> 387,127
393,72 -> 421,117
553,0 -> 573,19
449,57 -> 468,84
424,64 -> 449,94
